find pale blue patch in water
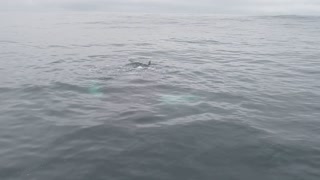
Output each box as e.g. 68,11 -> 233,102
88,84 -> 103,96
158,94 -> 200,104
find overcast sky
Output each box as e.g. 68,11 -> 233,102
1,0 -> 320,15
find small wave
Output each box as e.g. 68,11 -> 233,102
168,38 -> 227,45
71,44 -> 109,48
82,21 -> 110,25
134,43 -> 153,46
49,59 -> 65,64
137,113 -> 220,128
257,15 -> 320,21
47,45 -> 71,49
0,40 -> 19,44
88,55 -> 110,59
110,43 -> 126,47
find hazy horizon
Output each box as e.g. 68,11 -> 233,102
1,0 -> 320,15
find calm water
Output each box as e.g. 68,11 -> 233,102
1,13 -> 320,180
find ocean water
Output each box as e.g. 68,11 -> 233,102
0,13 -> 320,180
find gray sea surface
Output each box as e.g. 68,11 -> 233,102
1,13 -> 320,180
